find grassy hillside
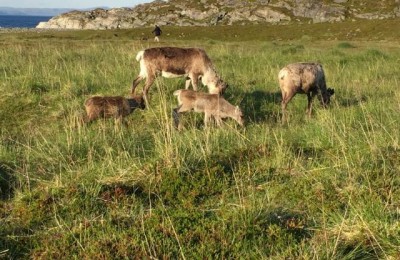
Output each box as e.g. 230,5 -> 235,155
1,22 -> 400,258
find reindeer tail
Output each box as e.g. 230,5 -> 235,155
173,90 -> 182,96
136,50 -> 145,61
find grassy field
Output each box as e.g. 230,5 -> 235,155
1,22 -> 400,258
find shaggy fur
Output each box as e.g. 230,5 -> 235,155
84,95 -> 145,123
278,62 -> 334,120
132,47 -> 227,107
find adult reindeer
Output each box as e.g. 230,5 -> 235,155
131,47 -> 227,107
279,62 -> 335,121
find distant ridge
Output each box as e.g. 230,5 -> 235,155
0,7 -> 106,17
34,0 -> 400,30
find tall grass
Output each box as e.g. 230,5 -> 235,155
1,30 -> 399,258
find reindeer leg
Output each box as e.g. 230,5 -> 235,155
116,116 -> 123,125
215,116 -> 223,127
190,74 -> 199,91
142,76 -> 155,108
173,104 -> 192,130
172,106 -> 181,129
85,113 -> 93,123
204,112 -> 211,128
306,91 -> 316,118
185,77 -> 191,90
281,90 -> 295,123
132,75 -> 143,94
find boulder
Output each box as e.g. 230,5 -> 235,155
354,12 -> 394,20
253,7 -> 291,23
292,1 -> 346,23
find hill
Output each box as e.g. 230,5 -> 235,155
0,7 -> 73,17
36,0 -> 400,29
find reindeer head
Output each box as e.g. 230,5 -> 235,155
234,106 -> 244,126
208,80 -> 228,95
208,79 -> 228,95
203,67 -> 227,95
321,88 -> 335,107
128,94 -> 146,110
208,79 -> 227,95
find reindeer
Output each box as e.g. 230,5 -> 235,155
278,62 -> 334,121
172,89 -> 243,130
132,47 -> 227,107
84,95 -> 145,124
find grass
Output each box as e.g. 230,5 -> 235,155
1,22 -> 400,258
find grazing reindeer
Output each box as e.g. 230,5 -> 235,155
172,89 -> 243,129
84,95 -> 145,124
278,62 -> 334,121
132,47 -> 228,107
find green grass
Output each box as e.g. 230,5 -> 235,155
1,22 -> 400,258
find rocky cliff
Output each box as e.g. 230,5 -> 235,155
36,0 -> 400,29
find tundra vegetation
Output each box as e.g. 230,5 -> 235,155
1,21 -> 400,259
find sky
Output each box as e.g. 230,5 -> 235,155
0,0 -> 153,9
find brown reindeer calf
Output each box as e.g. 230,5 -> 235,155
173,89 -> 244,129
84,95 -> 145,124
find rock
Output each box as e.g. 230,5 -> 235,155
292,1 -> 346,23
253,7 -> 291,23
270,1 -> 292,10
228,8 -> 251,23
354,12 -> 394,20
210,12 -> 227,25
395,6 -> 400,17
181,8 -> 216,20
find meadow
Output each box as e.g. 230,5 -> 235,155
1,21 -> 400,258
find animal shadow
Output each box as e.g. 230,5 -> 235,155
0,162 -> 15,200
338,95 -> 368,107
241,90 -> 281,123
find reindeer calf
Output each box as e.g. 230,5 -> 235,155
173,89 -> 244,129
84,95 -> 145,123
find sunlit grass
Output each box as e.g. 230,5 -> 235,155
1,24 -> 400,258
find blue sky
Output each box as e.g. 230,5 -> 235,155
0,0 -> 153,9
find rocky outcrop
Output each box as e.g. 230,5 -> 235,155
36,0 -> 400,29
353,12 -> 394,20
290,2 -> 346,23
37,8 -> 142,29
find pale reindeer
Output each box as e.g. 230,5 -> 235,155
132,47 -> 228,107
172,89 -> 244,129
84,95 -> 145,124
278,62 -> 335,121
